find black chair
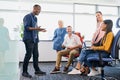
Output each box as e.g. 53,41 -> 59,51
87,30 -> 120,80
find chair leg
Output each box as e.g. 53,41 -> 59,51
101,67 -> 106,80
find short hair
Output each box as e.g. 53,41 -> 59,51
33,4 -> 41,8
96,11 -> 102,15
67,25 -> 72,28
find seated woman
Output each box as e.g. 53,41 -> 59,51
68,19 -> 114,76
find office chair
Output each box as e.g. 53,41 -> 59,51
87,30 -> 120,80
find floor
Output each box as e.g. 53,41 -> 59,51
19,62 -> 120,80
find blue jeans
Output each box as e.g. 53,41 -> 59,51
78,49 -> 109,67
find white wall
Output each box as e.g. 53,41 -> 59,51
19,41 -> 67,62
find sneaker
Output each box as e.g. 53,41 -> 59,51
50,67 -> 61,74
22,72 -> 32,78
63,67 -> 69,73
68,68 -> 81,74
35,70 -> 46,75
87,69 -> 100,76
97,67 -> 101,74
60,64 -> 62,68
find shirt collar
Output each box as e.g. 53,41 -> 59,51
30,13 -> 35,17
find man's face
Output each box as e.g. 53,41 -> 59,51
66,27 -> 72,34
33,6 -> 41,15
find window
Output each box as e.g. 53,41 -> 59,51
75,4 -> 95,14
75,14 -> 96,40
98,6 -> 118,15
0,12 -> 23,40
103,16 -> 119,35
0,1 -> 73,40
38,13 -> 73,40
0,1 -> 119,41
41,3 -> 73,13
0,1 -> 19,10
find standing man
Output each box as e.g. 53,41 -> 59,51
22,4 -> 46,78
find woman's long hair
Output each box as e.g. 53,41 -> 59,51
100,19 -> 113,46
103,19 -> 113,35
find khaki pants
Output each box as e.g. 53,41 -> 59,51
55,49 -> 79,68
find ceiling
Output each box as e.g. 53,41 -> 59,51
0,0 -> 120,6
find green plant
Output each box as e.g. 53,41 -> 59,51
20,23 -> 24,38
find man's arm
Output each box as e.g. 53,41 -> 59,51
67,35 -> 82,50
28,27 -> 46,32
67,44 -> 82,50
23,14 -> 46,32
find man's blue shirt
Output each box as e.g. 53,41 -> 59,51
23,13 -> 39,43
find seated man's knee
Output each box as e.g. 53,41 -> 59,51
69,51 -> 77,57
70,49 -> 78,54
57,51 -> 63,56
69,52 -> 75,56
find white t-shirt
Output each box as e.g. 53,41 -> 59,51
62,34 -> 82,48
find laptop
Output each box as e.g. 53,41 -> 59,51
82,41 -> 92,50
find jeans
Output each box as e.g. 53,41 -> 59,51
23,40 -> 40,73
78,49 -> 109,67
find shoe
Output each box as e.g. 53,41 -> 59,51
35,70 -> 46,75
60,64 -> 62,68
97,67 -> 101,74
68,68 -> 81,74
87,69 -> 100,76
50,67 -> 61,74
63,67 -> 69,73
80,66 -> 90,75
22,72 -> 32,78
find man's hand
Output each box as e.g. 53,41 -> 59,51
41,29 -> 47,32
62,45 -> 66,49
37,27 -> 46,32
67,46 -> 74,50
90,46 -> 95,50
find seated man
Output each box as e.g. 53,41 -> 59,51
51,26 -> 82,73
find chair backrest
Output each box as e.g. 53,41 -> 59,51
111,30 -> 120,59
74,32 -> 84,53
74,32 -> 83,43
